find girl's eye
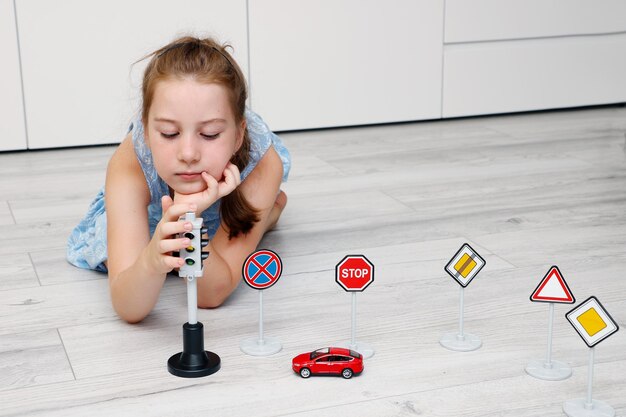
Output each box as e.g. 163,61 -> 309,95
201,133 -> 220,140
161,132 -> 179,139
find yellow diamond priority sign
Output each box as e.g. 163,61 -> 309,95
444,243 -> 486,287
566,296 -> 619,348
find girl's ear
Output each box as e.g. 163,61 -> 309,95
235,118 -> 246,152
143,121 -> 151,150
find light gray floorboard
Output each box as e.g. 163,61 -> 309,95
0,106 -> 625,416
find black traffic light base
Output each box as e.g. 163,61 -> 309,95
168,322 -> 221,378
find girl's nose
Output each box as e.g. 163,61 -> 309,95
178,134 -> 200,164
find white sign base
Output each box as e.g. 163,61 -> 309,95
440,287 -> 481,351
525,359 -> 572,380
440,331 -> 481,351
240,291 -> 282,356
563,347 -> 614,417
339,293 -> 375,358
563,399 -> 615,417
340,341 -> 374,359
240,336 -> 282,356
526,303 -> 572,380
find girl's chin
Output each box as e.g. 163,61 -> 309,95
171,182 -> 207,195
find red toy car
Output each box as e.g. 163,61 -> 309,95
292,347 -> 363,379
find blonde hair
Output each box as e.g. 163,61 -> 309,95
140,36 -> 259,238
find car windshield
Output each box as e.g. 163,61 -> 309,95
310,347 -> 330,359
349,350 -> 362,359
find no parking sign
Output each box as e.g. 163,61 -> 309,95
243,249 -> 283,290
240,249 -> 284,356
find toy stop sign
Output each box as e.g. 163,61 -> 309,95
335,255 -> 374,292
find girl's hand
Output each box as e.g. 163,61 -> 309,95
174,163 -> 241,213
144,196 -> 198,274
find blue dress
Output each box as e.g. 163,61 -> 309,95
67,109 -> 291,272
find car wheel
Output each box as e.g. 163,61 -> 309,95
300,368 -> 311,378
342,368 -> 353,379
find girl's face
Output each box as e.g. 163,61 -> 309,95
146,78 -> 244,195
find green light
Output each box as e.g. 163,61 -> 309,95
185,258 -> 195,266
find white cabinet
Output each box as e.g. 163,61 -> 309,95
443,0 -> 626,118
0,0 -> 27,151
248,0 -> 444,131
443,34 -> 626,118
445,0 -> 626,43
16,0 -> 248,149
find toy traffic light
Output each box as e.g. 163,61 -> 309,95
177,212 -> 209,278
168,211 -> 220,378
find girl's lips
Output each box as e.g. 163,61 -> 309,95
177,173 -> 201,180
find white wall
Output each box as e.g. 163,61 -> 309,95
16,0 -> 248,149
0,0 -> 27,151
248,0 -> 444,131
1,0 -> 625,150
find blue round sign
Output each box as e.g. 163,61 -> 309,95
242,249 -> 283,290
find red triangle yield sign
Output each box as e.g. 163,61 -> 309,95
530,266 -> 575,304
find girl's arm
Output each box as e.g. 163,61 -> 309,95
105,136 -> 194,323
195,146 -> 284,307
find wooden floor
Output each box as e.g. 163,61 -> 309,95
1,106 -> 625,416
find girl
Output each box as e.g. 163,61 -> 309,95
67,36 -> 291,323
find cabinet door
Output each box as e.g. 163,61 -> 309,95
445,0 -> 626,43
443,34 -> 626,117
0,0 -> 27,151
249,0 -> 444,131
16,0 -> 247,149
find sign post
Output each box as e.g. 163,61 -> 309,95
336,254 -> 375,359
526,266 -> 575,380
563,296 -> 619,417
440,243 -> 486,352
240,249 -> 283,356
